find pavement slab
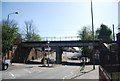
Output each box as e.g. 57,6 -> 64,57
73,65 -> 99,79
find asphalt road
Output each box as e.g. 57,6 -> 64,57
2,63 -> 81,79
2,52 -> 82,79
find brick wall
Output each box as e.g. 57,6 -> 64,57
4,45 -> 42,63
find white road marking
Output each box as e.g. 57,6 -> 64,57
23,69 -> 32,73
24,67 -> 45,73
9,72 -> 15,79
37,69 -> 43,73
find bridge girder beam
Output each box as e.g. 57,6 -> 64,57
21,40 -> 100,47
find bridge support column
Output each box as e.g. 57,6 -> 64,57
56,47 -> 63,64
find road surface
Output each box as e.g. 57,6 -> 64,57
2,63 -> 82,79
1,52 -> 99,80
2,52 -> 82,79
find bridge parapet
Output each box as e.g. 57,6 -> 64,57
41,36 -> 81,41
21,40 -> 100,47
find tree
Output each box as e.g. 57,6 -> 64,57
78,26 -> 92,40
78,26 -> 93,57
96,24 -> 112,41
24,20 -> 41,41
2,19 -> 22,44
2,19 -> 18,27
2,24 -> 18,55
14,33 -> 22,44
31,33 -> 41,41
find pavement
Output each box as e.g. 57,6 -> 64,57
72,65 -> 99,79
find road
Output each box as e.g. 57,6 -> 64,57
2,52 -> 83,79
1,52 -> 99,80
2,63 -> 82,79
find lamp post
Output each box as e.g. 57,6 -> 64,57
47,41 -> 50,67
6,12 -> 18,64
91,0 -> 95,69
7,11 -> 18,26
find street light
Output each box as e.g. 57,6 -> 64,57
7,11 -> 19,25
6,11 -> 18,64
47,41 -> 50,67
91,0 -> 95,69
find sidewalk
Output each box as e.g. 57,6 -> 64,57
73,65 -> 99,79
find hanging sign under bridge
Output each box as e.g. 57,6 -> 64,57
89,43 -> 93,49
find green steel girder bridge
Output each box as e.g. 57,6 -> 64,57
15,36 -> 116,63
18,40 -> 100,64
21,36 -> 100,47
21,36 -> 116,47
21,40 -> 100,47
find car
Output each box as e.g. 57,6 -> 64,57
2,61 -> 9,70
2,59 -> 11,70
71,56 -> 79,60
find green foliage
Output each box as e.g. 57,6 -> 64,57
78,26 -> 93,56
25,32 -> 32,41
96,24 -> 112,41
25,32 -> 41,41
31,34 -> 41,41
14,33 -> 22,43
78,24 -> 112,57
78,26 -> 92,40
24,20 -> 41,41
2,24 -> 18,53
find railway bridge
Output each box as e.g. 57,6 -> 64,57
13,40 -> 100,63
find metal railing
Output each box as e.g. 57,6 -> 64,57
20,34 -> 81,41
41,36 -> 81,41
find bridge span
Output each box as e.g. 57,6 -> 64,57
13,40 -> 101,64
21,40 -> 100,47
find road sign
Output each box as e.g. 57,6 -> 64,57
89,43 -> 93,49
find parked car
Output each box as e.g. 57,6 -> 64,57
71,55 -> 82,60
2,59 -> 11,70
71,56 -> 79,60
2,61 -> 9,70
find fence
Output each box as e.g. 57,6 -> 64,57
99,35 -> 120,81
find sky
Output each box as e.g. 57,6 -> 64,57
1,0 -> 120,40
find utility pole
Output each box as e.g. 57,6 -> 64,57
91,0 -> 95,70
47,41 -> 50,67
113,24 -> 115,41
